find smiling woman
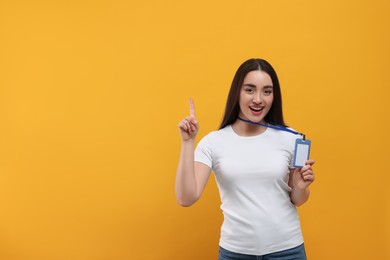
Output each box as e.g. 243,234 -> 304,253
238,70 -> 274,126
175,58 -> 316,259
0,0 -> 387,259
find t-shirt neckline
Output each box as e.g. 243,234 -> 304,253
228,124 -> 270,139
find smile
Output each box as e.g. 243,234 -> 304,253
249,106 -> 264,112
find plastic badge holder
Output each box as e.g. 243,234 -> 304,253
293,139 -> 311,168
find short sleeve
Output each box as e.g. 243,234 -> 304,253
194,134 -> 214,170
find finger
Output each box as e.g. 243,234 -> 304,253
179,119 -> 192,133
183,119 -> 192,133
178,121 -> 189,132
183,115 -> 197,131
188,117 -> 198,127
302,170 -> 315,179
303,172 -> 315,182
184,117 -> 197,131
187,121 -> 193,132
305,159 -> 315,166
189,98 -> 196,117
301,164 -> 312,173
301,169 -> 313,177
187,123 -> 197,134
303,175 -> 315,182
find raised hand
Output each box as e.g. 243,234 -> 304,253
178,98 -> 199,141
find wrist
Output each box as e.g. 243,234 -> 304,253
293,186 -> 310,193
182,139 -> 195,145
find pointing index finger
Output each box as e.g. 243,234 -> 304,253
189,98 -> 196,117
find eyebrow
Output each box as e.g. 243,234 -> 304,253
242,84 -> 273,88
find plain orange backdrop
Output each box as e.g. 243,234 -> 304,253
0,0 -> 389,259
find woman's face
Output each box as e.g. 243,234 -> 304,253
238,70 -> 274,123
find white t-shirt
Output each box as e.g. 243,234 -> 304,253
194,125 -> 304,255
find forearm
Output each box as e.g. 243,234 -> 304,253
290,187 -> 310,207
175,140 -> 198,206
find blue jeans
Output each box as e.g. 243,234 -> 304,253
218,244 -> 307,260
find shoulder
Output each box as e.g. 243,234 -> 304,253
267,126 -> 302,148
268,125 -> 301,138
196,126 -> 232,147
200,126 -> 232,141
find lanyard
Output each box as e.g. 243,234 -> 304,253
237,117 -> 306,140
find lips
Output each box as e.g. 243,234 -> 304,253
249,106 -> 264,112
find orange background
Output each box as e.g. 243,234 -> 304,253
0,0 -> 389,259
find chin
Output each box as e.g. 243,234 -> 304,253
248,116 -> 265,123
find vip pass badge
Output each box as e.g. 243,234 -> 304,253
237,117 -> 311,168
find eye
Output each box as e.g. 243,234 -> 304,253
244,87 -> 255,94
263,89 -> 273,96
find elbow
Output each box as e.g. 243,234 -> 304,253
176,195 -> 198,207
177,200 -> 195,207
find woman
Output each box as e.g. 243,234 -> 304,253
175,58 -> 315,259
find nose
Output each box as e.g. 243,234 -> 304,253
253,92 -> 262,104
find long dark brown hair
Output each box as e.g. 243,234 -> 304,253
219,58 -> 286,129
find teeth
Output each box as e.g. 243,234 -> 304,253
250,107 -> 263,111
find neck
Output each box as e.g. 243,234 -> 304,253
237,117 -> 269,127
231,118 -> 268,136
